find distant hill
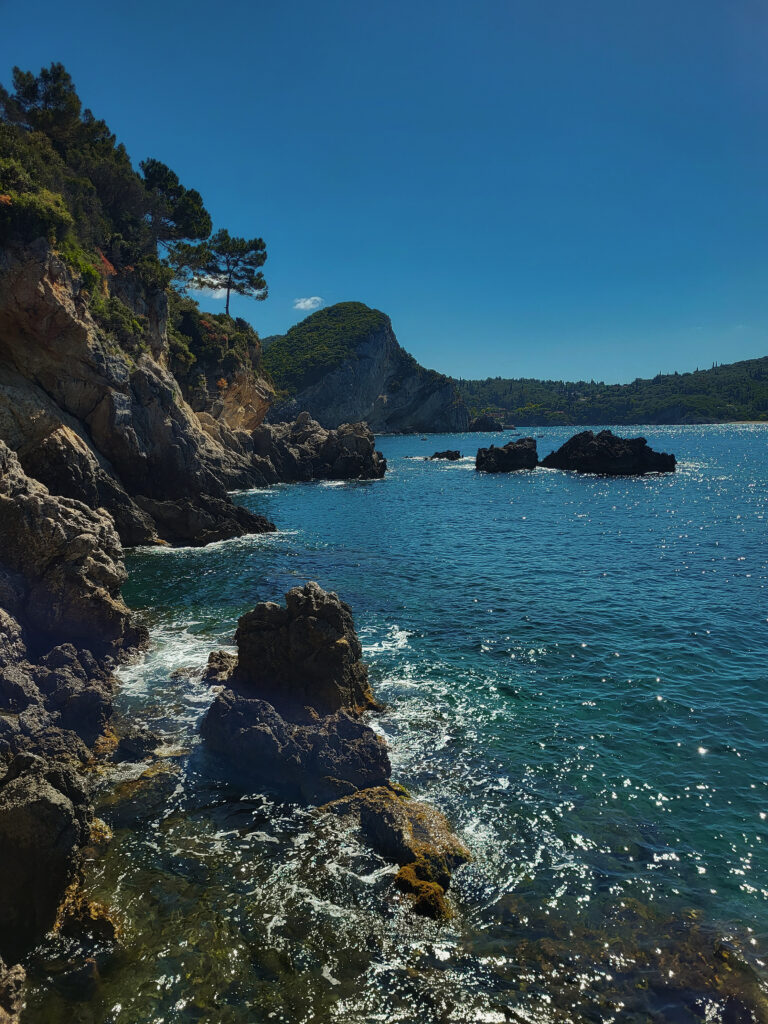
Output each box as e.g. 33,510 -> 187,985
262,302 -> 469,432
457,357 -> 768,425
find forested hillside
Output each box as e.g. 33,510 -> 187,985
458,357 -> 768,425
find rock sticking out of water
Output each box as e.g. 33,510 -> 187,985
468,414 -> 504,432
541,429 -> 676,475
201,581 -> 469,917
475,437 -> 538,473
428,450 -> 461,461
250,413 -> 387,483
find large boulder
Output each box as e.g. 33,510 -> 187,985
251,413 -> 386,483
540,429 -> 676,475
428,450 -> 461,461
0,754 -> 91,963
476,437 -> 538,472
202,692 -> 390,803
232,582 -> 378,717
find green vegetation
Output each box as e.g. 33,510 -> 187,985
458,358 -> 768,425
171,229 -> 267,316
0,62 -> 268,383
168,292 -> 262,403
263,302 -> 390,398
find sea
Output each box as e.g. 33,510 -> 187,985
24,425 -> 768,1024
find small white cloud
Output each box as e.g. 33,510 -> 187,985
190,275 -> 227,300
293,296 -> 323,311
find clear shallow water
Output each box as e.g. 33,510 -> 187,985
25,425 -> 768,1023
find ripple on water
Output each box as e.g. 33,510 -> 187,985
23,425 -> 768,1022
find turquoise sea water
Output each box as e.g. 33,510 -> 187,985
25,425 -> 768,1023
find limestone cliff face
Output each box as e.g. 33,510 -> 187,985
266,314 -> 469,433
0,242 -> 268,545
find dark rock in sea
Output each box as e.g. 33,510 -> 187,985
428,450 -> 461,461
0,754 -> 91,963
203,692 -> 390,803
540,429 -> 676,475
134,493 -> 275,547
476,437 -> 538,473
251,413 -> 386,484
98,760 -> 182,828
201,582 -> 468,917
468,413 -> 504,432
201,650 -> 238,685
232,581 -> 379,717
0,957 -> 25,1024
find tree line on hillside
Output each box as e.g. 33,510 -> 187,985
0,62 -> 269,392
457,359 -> 768,424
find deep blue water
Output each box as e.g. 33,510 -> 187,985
26,425 -> 768,1023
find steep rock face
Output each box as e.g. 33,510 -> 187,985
476,437 -> 538,472
541,430 -> 676,475
0,242 -> 271,545
251,414 -> 387,483
0,957 -> 24,1024
265,305 -> 469,432
198,370 -> 273,432
0,441 -> 139,657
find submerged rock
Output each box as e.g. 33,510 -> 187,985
540,429 -> 676,475
428,450 -> 461,461
476,437 -> 538,473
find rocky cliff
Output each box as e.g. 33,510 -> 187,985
0,241 -> 274,546
264,302 -> 469,432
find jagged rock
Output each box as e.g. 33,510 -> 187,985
232,582 -> 378,716
0,441 -> 143,658
264,303 -> 469,432
0,243 -> 274,546
540,429 -> 676,475
476,437 -> 538,473
0,958 -> 24,1024
428,450 -> 460,461
468,413 -> 504,432
251,413 -> 386,484
200,583 -> 468,916
201,649 -> 237,685
328,786 -> 470,919
202,692 -> 390,802
0,754 -> 91,962
134,493 -> 275,547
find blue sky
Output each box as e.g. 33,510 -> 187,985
2,0 -> 767,382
